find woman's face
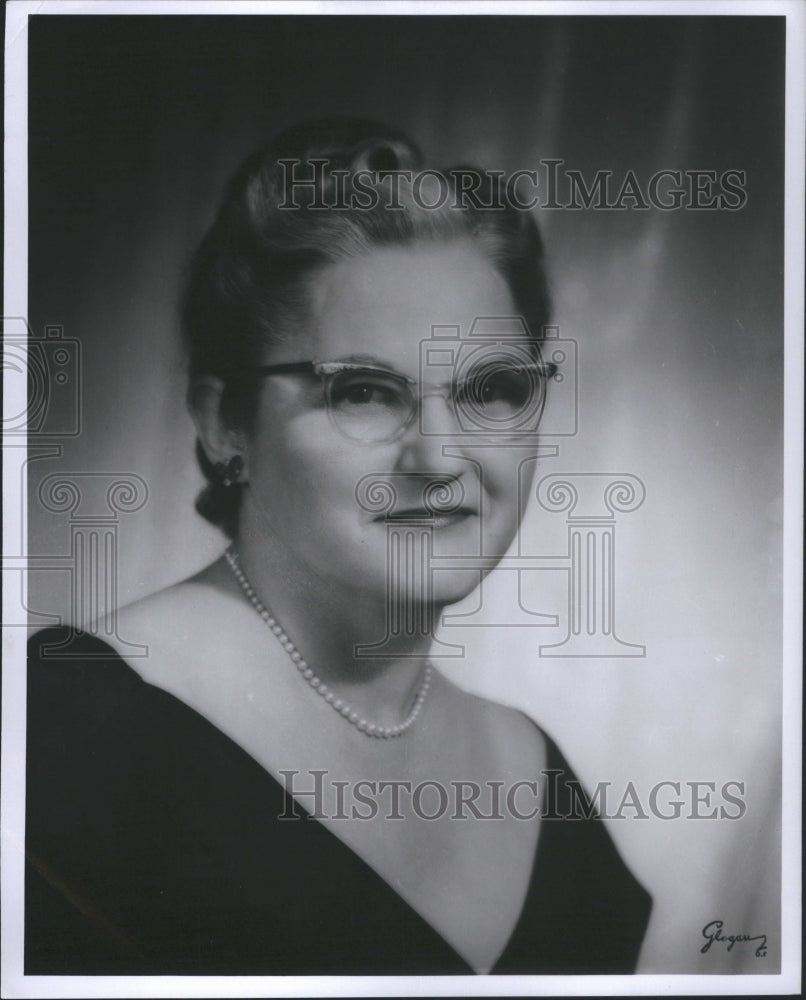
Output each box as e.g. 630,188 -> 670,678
241,239 -> 542,606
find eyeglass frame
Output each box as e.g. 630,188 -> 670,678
219,357 -> 558,444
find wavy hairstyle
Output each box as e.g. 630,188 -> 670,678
183,118 -> 552,537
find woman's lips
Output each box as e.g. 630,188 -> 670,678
429,510 -> 475,529
374,507 -> 476,527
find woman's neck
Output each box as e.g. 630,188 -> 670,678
229,512 -> 440,727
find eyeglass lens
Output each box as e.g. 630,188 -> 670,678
325,360 -> 548,443
326,369 -> 415,442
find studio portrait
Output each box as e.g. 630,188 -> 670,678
2,4 -> 800,995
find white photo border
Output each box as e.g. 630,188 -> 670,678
3,1 -> 803,997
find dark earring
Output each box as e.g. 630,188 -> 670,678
214,454 -> 244,487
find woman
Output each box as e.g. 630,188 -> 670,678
26,119 -> 651,976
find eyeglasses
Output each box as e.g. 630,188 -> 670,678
222,356 -> 557,444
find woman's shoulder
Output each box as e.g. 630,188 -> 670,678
91,556 -> 252,683
113,557 -> 239,640
27,626 -> 144,732
28,557 -> 245,710
25,577 -> 255,796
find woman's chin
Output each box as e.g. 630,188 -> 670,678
346,572 -> 480,609
428,569 -> 483,607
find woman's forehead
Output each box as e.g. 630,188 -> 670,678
296,241 -> 516,369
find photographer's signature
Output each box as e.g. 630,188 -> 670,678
701,919 -> 767,958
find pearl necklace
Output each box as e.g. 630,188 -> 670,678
225,550 -> 432,739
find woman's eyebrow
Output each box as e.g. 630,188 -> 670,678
329,353 -> 404,371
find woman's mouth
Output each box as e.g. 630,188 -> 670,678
374,507 -> 476,528
430,509 -> 475,529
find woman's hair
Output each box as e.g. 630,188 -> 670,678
183,118 -> 553,537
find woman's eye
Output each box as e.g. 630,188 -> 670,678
331,375 -> 399,407
458,369 -> 532,408
344,383 -> 381,404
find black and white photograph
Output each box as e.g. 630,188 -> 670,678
2,1 -> 802,995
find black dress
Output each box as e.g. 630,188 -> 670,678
25,628 -> 651,975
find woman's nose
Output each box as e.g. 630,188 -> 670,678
394,392 -> 468,473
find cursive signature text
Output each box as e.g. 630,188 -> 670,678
701,919 -> 767,958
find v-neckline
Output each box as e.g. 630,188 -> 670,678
29,629 -> 651,975
131,659 -> 553,975
259,738 -> 550,975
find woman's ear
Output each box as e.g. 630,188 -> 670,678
187,377 -> 249,479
